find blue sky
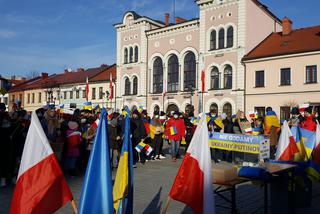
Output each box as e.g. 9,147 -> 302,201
0,0 -> 319,77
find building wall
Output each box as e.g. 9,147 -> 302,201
245,52 -> 320,116
89,81 -> 116,109
23,89 -> 46,112
60,84 -> 86,109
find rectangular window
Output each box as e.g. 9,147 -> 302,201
64,91 -> 67,99
92,88 -> 96,100
19,94 -> 22,101
38,92 -> 41,103
255,70 -> 265,87
45,92 -> 48,102
32,93 -> 35,103
254,106 -> 266,117
280,106 -> 291,121
82,90 -> 86,98
27,94 -> 30,104
69,91 -> 73,99
76,90 -> 80,99
280,68 -> 291,86
12,94 -> 15,102
99,87 -> 103,99
306,65 -> 317,83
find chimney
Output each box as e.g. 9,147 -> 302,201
77,68 -> 85,72
175,17 -> 186,24
41,73 -> 48,79
282,17 -> 292,36
165,13 -> 170,26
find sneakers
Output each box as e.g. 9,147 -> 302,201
159,155 -> 166,159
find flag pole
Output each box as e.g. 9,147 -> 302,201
71,199 -> 78,214
161,196 -> 172,214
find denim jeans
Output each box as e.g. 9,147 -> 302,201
170,140 -> 180,158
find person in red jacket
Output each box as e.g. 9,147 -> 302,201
166,111 -> 186,162
300,106 -> 317,131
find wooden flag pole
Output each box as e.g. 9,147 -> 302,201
161,196 -> 172,214
71,199 -> 78,214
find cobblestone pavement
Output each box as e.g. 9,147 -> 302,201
1,152 -> 320,214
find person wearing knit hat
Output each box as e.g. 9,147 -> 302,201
300,106 -> 317,132
289,107 -> 303,127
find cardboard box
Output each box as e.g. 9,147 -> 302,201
213,162 -> 238,182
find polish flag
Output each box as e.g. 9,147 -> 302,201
10,112 -> 73,214
169,114 -> 214,214
109,73 -> 113,100
276,121 -> 300,161
85,76 -> 89,101
91,118 -> 100,129
312,122 -> 320,165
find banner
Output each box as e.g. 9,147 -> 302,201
209,132 -> 269,158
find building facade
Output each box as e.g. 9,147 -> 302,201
243,20 -> 320,120
115,0 -> 282,116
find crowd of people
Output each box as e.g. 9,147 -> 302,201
0,101 -> 320,188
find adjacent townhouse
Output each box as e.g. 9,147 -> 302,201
243,19 -> 320,120
0,76 -> 25,110
89,64 -> 117,109
114,0 -> 282,116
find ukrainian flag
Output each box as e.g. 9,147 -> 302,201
122,106 -> 131,116
264,111 -> 280,128
113,115 -> 133,214
170,126 -> 177,135
252,128 -> 262,135
300,127 -> 316,160
59,104 -> 64,113
214,117 -> 224,129
84,101 -> 92,110
149,122 -> 157,139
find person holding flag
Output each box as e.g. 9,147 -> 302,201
113,115 -> 134,214
166,111 -> 186,162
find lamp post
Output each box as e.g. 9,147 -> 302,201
106,90 -> 110,108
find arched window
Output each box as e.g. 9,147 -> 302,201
154,105 -> 160,114
167,54 -> 179,92
218,28 -> 225,49
132,76 -> 138,95
124,48 -> 128,64
134,46 -> 139,62
223,102 -> 232,119
224,65 -> 232,89
129,47 -> 133,63
227,26 -> 234,48
210,30 -> 217,50
153,57 -> 163,93
210,103 -> 218,114
183,52 -> 196,91
210,66 -> 220,89
124,78 -> 130,95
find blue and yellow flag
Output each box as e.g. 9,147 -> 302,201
122,106 -> 131,116
113,115 -> 133,214
78,108 -> 114,214
264,111 -> 280,128
84,101 -> 92,110
292,126 -> 316,161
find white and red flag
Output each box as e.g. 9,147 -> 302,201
276,120 -> 300,161
10,111 -> 73,214
85,76 -> 89,101
169,114 -> 214,214
109,73 -> 113,100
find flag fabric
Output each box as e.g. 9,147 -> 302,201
59,104 -> 64,113
201,68 -> 205,93
169,115 -> 214,214
214,117 -> 223,129
91,118 -> 100,129
252,128 -> 262,135
300,126 -> 317,160
144,144 -> 153,156
78,108 -> 114,214
122,106 -> 131,116
264,111 -> 280,128
245,127 -> 253,135
85,76 -> 89,102
313,122 -> 320,165
276,121 -> 300,161
113,115 -> 133,213
10,112 -> 73,214
299,104 -> 309,113
170,126 -> 177,135
84,101 -> 92,110
135,141 -> 146,153
109,73 -> 113,100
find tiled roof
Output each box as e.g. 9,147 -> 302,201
9,77 -> 42,92
243,25 -> 320,61
89,64 -> 117,82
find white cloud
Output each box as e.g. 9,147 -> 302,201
0,30 -> 16,38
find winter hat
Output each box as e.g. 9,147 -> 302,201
291,107 -> 300,115
68,121 -> 79,130
304,106 -> 313,114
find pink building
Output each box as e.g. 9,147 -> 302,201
114,0 -> 282,116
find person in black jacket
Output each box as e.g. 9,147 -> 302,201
109,112 -> 122,169
131,110 -> 147,165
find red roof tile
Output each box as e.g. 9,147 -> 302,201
243,25 -> 320,61
89,64 -> 116,82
